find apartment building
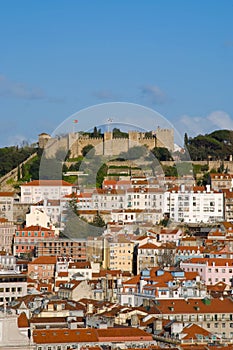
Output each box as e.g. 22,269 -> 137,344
36,238 -> 87,260
223,189 -> 233,222
152,297 -> 233,340
32,327 -> 153,350
210,173 -> 233,191
120,267 -> 207,307
0,191 -> 16,221
180,258 -> 233,286
28,200 -> 62,227
20,179 -> 73,203
0,270 -> 27,304
164,185 -> 224,223
28,256 -> 57,280
0,218 -> 16,253
13,225 -> 56,257
137,239 -> 160,273
92,189 -> 126,210
106,237 -> 134,272
126,187 -> 165,211
158,228 -> 182,244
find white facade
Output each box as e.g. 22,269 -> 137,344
20,180 -> 73,203
0,271 -> 27,305
0,219 -> 16,253
92,189 -> 126,210
164,185 -> 224,223
127,188 -> 165,211
26,207 -> 52,228
0,192 -> 16,221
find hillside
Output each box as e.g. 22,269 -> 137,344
0,145 -> 37,177
185,129 -> 233,161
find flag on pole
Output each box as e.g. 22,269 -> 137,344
73,119 -> 78,123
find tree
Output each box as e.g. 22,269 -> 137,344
120,146 -> 147,160
184,133 -> 189,147
17,165 -> 20,181
112,128 -> 128,139
21,163 -> 26,179
96,163 -> 108,188
91,213 -> 106,227
93,126 -> 98,137
151,147 -> 173,161
81,144 -> 95,157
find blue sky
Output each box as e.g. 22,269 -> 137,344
0,0 -> 233,147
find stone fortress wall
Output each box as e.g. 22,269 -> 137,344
39,127 -> 174,159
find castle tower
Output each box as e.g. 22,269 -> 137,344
38,133 -> 51,149
155,127 -> 174,152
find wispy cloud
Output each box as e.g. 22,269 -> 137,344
0,74 -> 63,103
0,74 -> 46,100
207,110 -> 233,129
178,110 -> 233,137
92,89 -> 115,100
140,84 -> 168,104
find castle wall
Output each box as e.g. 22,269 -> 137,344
42,128 -> 174,159
156,128 -> 174,151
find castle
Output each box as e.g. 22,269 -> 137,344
39,127 -> 174,159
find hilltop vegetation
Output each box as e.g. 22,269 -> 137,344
0,129 -> 232,184
0,145 -> 36,177
185,129 -> 233,161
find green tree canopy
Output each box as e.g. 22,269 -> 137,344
81,144 -> 95,157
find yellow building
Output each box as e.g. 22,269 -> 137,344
106,237 -> 134,273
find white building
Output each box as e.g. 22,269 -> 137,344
0,218 -> 16,253
20,179 -> 73,203
126,188 -> 165,211
164,185 -> 224,223
28,200 -> 61,228
0,192 -> 17,221
92,189 -> 126,210
0,271 -> 27,305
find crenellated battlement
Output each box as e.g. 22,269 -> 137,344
39,128 -> 174,158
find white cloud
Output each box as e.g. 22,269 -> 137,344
92,89 -> 115,100
0,74 -> 47,100
0,74 -> 63,103
207,110 -> 233,130
140,84 -> 168,104
178,110 -> 233,137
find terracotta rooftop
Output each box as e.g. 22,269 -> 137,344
17,312 -> 29,328
29,256 -> 57,265
21,180 -> 72,186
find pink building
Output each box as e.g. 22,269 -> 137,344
158,228 -> 182,245
180,258 -> 233,286
14,225 -> 56,257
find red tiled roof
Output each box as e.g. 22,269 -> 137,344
182,323 -> 212,340
33,327 -> 152,344
17,225 -> 54,231
183,257 -> 233,266
139,242 -> 159,249
18,312 -> 29,328
29,256 -> 57,265
21,180 -> 72,186
0,192 -> 15,197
